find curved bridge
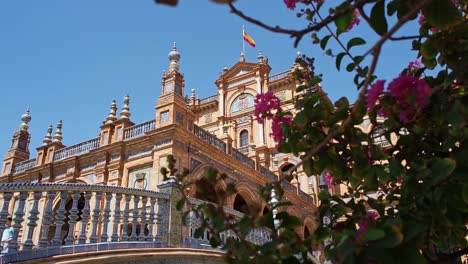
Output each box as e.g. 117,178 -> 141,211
0,182 -> 270,263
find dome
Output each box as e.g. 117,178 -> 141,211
168,42 -> 181,63
21,107 -> 31,123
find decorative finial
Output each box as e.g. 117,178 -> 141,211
296,51 -> 302,58
168,42 -> 181,72
239,51 -> 245,62
105,100 -> 118,124
53,120 -> 63,143
19,107 -> 32,131
223,66 -> 228,72
42,125 -> 53,146
258,51 -> 264,63
119,95 -> 131,119
191,89 -> 196,100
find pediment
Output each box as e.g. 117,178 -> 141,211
222,62 -> 257,80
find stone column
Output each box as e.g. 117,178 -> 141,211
157,179 -> 182,247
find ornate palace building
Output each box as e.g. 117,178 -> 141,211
0,44 -> 327,263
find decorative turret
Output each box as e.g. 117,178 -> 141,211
258,51 -> 264,63
53,120 -> 63,143
239,51 -> 245,62
19,107 -> 32,131
104,100 -> 118,124
111,95 -> 134,142
156,43 -> 193,130
2,108 -> 33,177
168,42 -> 181,73
119,95 -> 131,120
42,125 -> 53,146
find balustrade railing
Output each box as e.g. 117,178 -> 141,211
184,198 -> 271,247
269,70 -> 289,82
124,120 -> 156,140
259,165 -> 278,181
12,159 -> 36,175
281,180 -> 298,194
232,148 -> 255,168
53,138 -> 100,162
193,125 -> 226,152
199,94 -> 218,105
0,183 -> 170,263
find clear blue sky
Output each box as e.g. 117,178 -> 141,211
0,1 -> 419,159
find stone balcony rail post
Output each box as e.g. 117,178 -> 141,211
0,192 -> 13,252
23,191 -> 42,249
157,179 -> 181,247
65,191 -> 81,245
9,191 -> 28,252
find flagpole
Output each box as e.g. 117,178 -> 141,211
242,25 -> 245,57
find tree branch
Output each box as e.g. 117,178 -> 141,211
229,0 -> 373,47
285,1 -> 432,177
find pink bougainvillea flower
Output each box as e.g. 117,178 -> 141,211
254,92 -> 281,124
283,0 -> 296,10
367,147 -> 374,165
357,218 -> 368,239
271,115 -> 292,142
418,12 -> 425,26
357,210 -> 380,240
325,171 -> 333,189
367,210 -> 379,220
348,10 -> 361,30
418,12 -> 438,32
367,80 -> 385,109
407,60 -> 422,74
388,75 -> 432,123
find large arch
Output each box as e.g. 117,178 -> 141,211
226,182 -> 260,214
187,164 -> 229,205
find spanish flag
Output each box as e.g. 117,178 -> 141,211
243,29 -> 256,48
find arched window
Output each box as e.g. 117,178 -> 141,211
240,130 -> 249,147
234,194 -> 249,214
281,163 -> 295,182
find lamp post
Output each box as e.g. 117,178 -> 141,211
270,188 -> 280,234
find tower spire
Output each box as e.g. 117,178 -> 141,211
19,107 -> 32,131
105,100 -> 118,124
53,120 -> 63,143
168,42 -> 181,72
119,95 -> 131,119
42,125 -> 53,146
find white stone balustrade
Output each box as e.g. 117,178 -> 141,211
0,183 -> 170,263
124,120 -> 156,140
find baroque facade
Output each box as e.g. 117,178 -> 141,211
0,44 -> 329,263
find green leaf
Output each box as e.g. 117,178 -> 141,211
421,39 -> 437,59
370,1 -> 388,35
463,184 -> 468,204
176,198 -> 185,210
423,0 -> 461,29
431,158 -> 456,184
347,37 -> 366,50
346,62 -> 356,72
320,35 -> 332,50
335,12 -> 353,35
336,52 -> 346,70
362,228 -> 386,241
387,0 -> 398,16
